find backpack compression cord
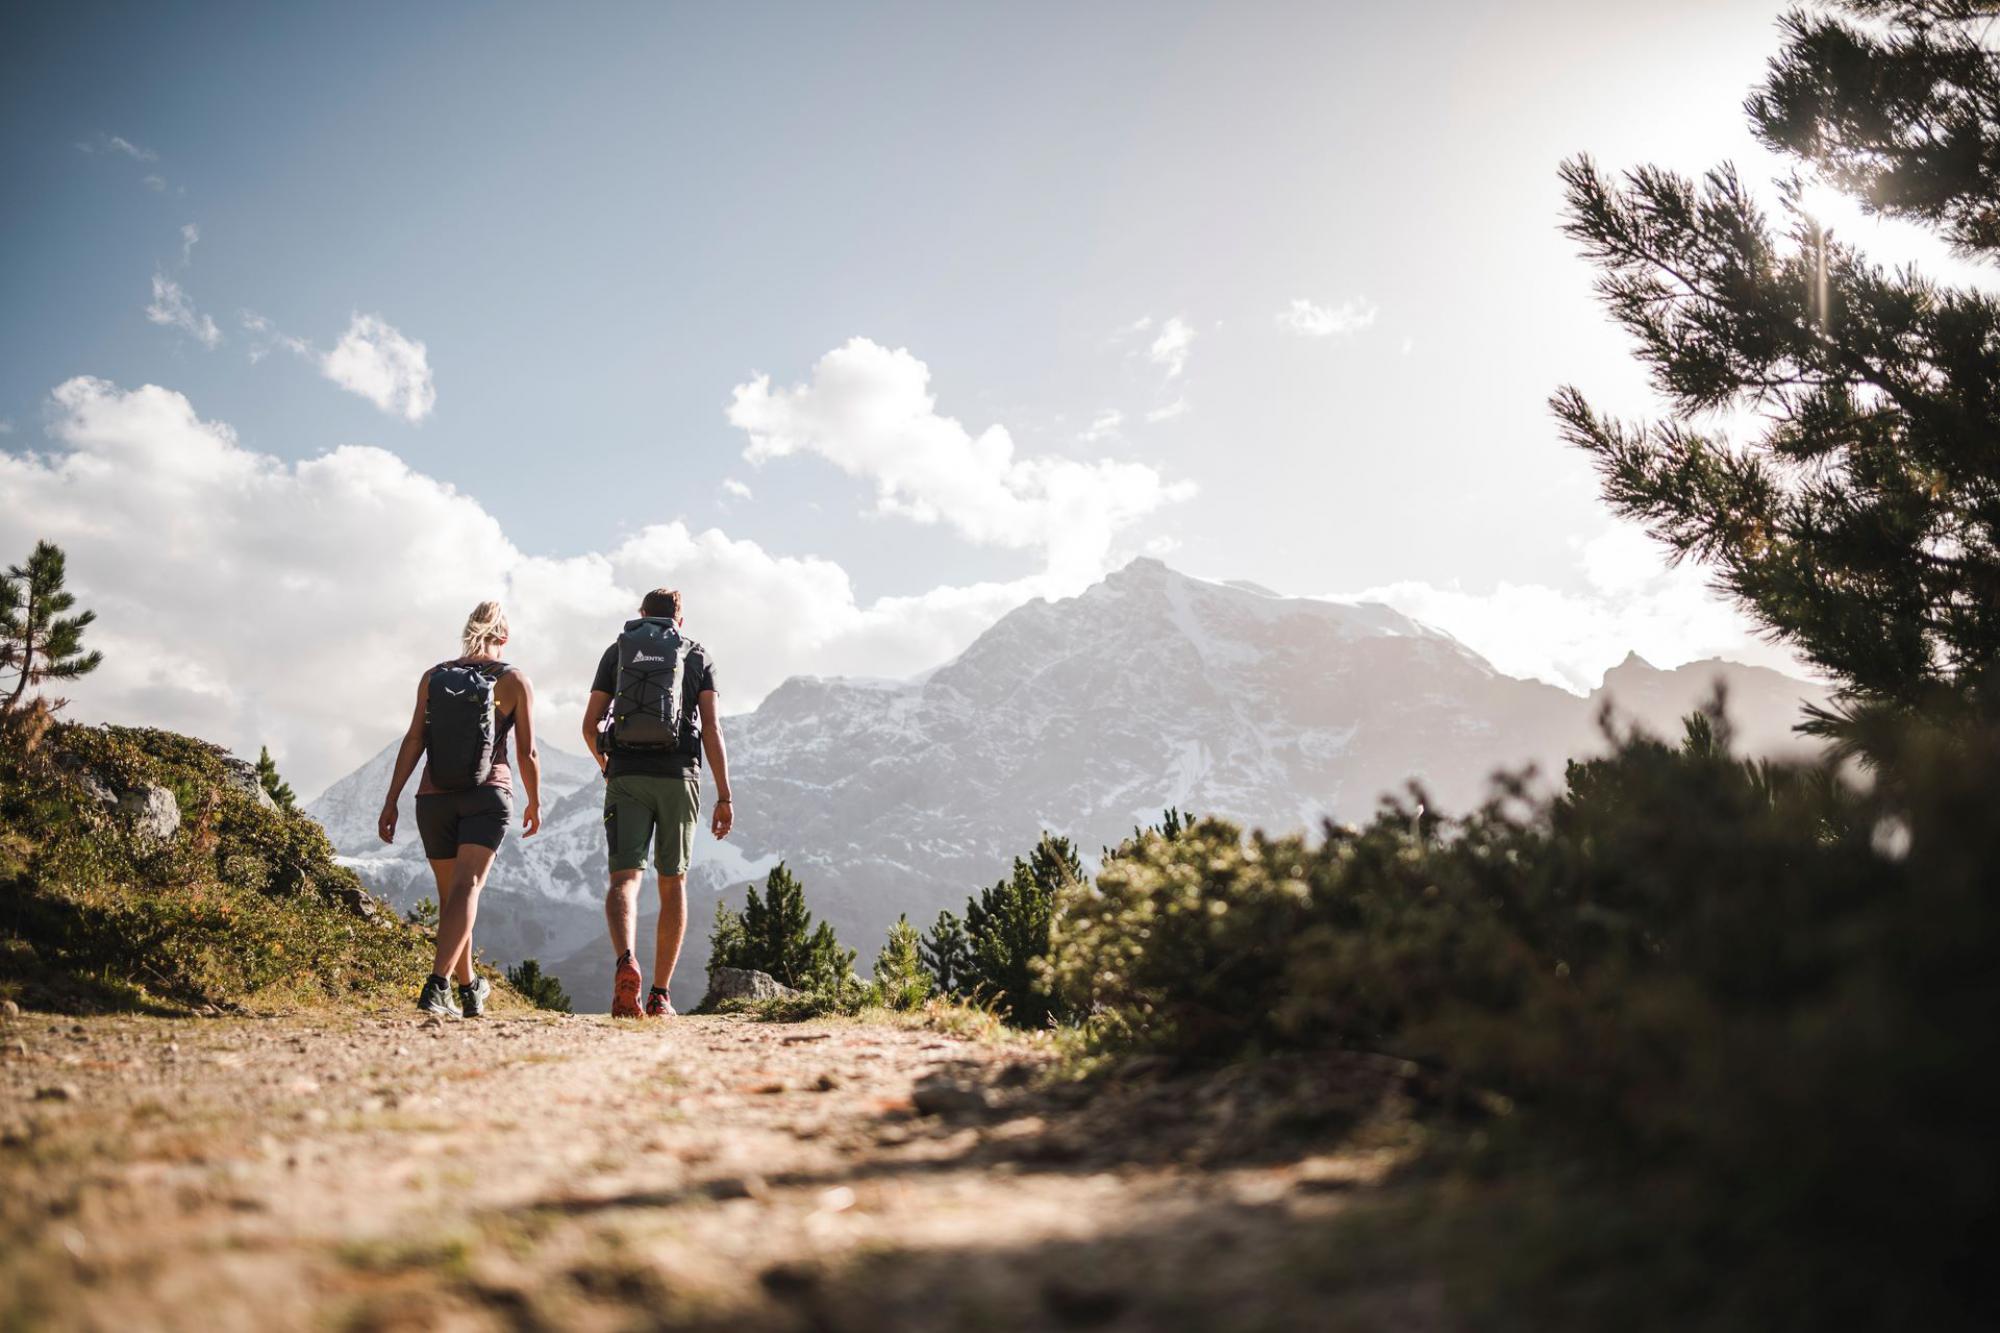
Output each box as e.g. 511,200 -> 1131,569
610,618 -> 690,752
425,661 -> 503,790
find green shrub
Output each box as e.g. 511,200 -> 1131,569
1048,707 -> 2000,1331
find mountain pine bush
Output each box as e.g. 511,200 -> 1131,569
918,908 -> 970,997
1048,705 -> 2000,1330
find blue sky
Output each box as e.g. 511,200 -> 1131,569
2,0 -> 1848,793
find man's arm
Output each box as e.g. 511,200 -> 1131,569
506,670 -> 542,837
582,690 -> 611,773
698,690 -> 731,839
379,674 -> 428,844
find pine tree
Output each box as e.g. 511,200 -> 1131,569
0,540 -> 103,716
505,958 -> 573,1012
963,832 -> 1080,1026
1553,2 -> 2000,740
708,897 -> 749,971
255,746 -> 297,810
716,862 -> 855,995
874,914 -> 932,1010
804,920 -> 858,997
739,861 -> 817,988
919,908 -> 971,997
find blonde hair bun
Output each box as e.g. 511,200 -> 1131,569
461,600 -> 510,656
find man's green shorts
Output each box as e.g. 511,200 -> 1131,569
603,774 -> 701,875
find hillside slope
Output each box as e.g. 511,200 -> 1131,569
0,723 -> 446,1014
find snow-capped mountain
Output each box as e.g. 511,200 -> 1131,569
309,558 -> 1832,1010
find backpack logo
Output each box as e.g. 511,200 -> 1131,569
633,651 -> 666,664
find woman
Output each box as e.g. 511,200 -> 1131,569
377,601 -> 542,1016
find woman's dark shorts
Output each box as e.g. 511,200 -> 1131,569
414,786 -> 512,860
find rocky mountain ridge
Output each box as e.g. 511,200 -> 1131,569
308,558 -> 1832,1009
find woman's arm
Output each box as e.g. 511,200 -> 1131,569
378,673 -> 429,844
507,670 -> 542,837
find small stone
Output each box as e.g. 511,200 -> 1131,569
911,1076 -> 990,1118
813,1073 -> 840,1092
706,1175 -> 767,1201
34,1084 -> 79,1103
1041,1275 -> 1129,1326
4,1040 -> 27,1059
1,999 -> 20,1020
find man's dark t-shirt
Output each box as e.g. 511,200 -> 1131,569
590,639 -> 719,779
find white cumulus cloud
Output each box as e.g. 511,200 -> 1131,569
145,273 -> 221,348
0,377 -> 1075,795
1079,409 -> 1123,443
1330,526 -> 1807,694
322,315 -> 436,422
1148,316 -> 1195,378
77,133 -> 157,162
727,337 -> 1193,581
1278,296 -> 1378,338
720,477 -> 753,500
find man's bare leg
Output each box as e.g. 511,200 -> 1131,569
653,872 -> 687,994
605,868 -> 643,959
431,845 -> 497,981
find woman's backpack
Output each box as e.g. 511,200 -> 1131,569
425,661 -> 506,789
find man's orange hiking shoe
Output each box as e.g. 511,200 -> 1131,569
645,986 -> 675,1018
611,953 -> 643,1018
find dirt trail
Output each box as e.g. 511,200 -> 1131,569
1,1008 -> 1443,1332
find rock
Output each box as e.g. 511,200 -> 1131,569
1041,1275 -> 1129,1326
333,884 -> 380,920
813,1073 -> 841,1092
1,999 -> 19,1021
219,758 -> 277,810
911,1075 -> 992,1118
34,1083 -> 79,1102
117,783 -> 181,845
701,967 -> 798,1007
4,1040 -> 28,1059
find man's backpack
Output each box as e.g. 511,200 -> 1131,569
425,661 -> 506,789
609,618 -> 690,752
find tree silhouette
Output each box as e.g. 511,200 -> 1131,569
255,746 -> 297,810
1,540 -> 102,716
1554,2 -> 2000,740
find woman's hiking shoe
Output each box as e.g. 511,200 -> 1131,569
416,974 -> 456,1017
458,976 -> 491,1018
611,955 -> 644,1018
645,986 -> 675,1018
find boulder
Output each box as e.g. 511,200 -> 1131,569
117,784 -> 181,845
219,758 -> 277,810
702,967 -> 798,1007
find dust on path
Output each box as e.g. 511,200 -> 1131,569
0,1008 -> 1444,1332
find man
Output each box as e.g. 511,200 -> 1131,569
580,588 -> 733,1017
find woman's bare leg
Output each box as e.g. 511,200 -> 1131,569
431,845 -> 498,982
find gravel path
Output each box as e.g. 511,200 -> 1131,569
1,1007 -> 1445,1332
